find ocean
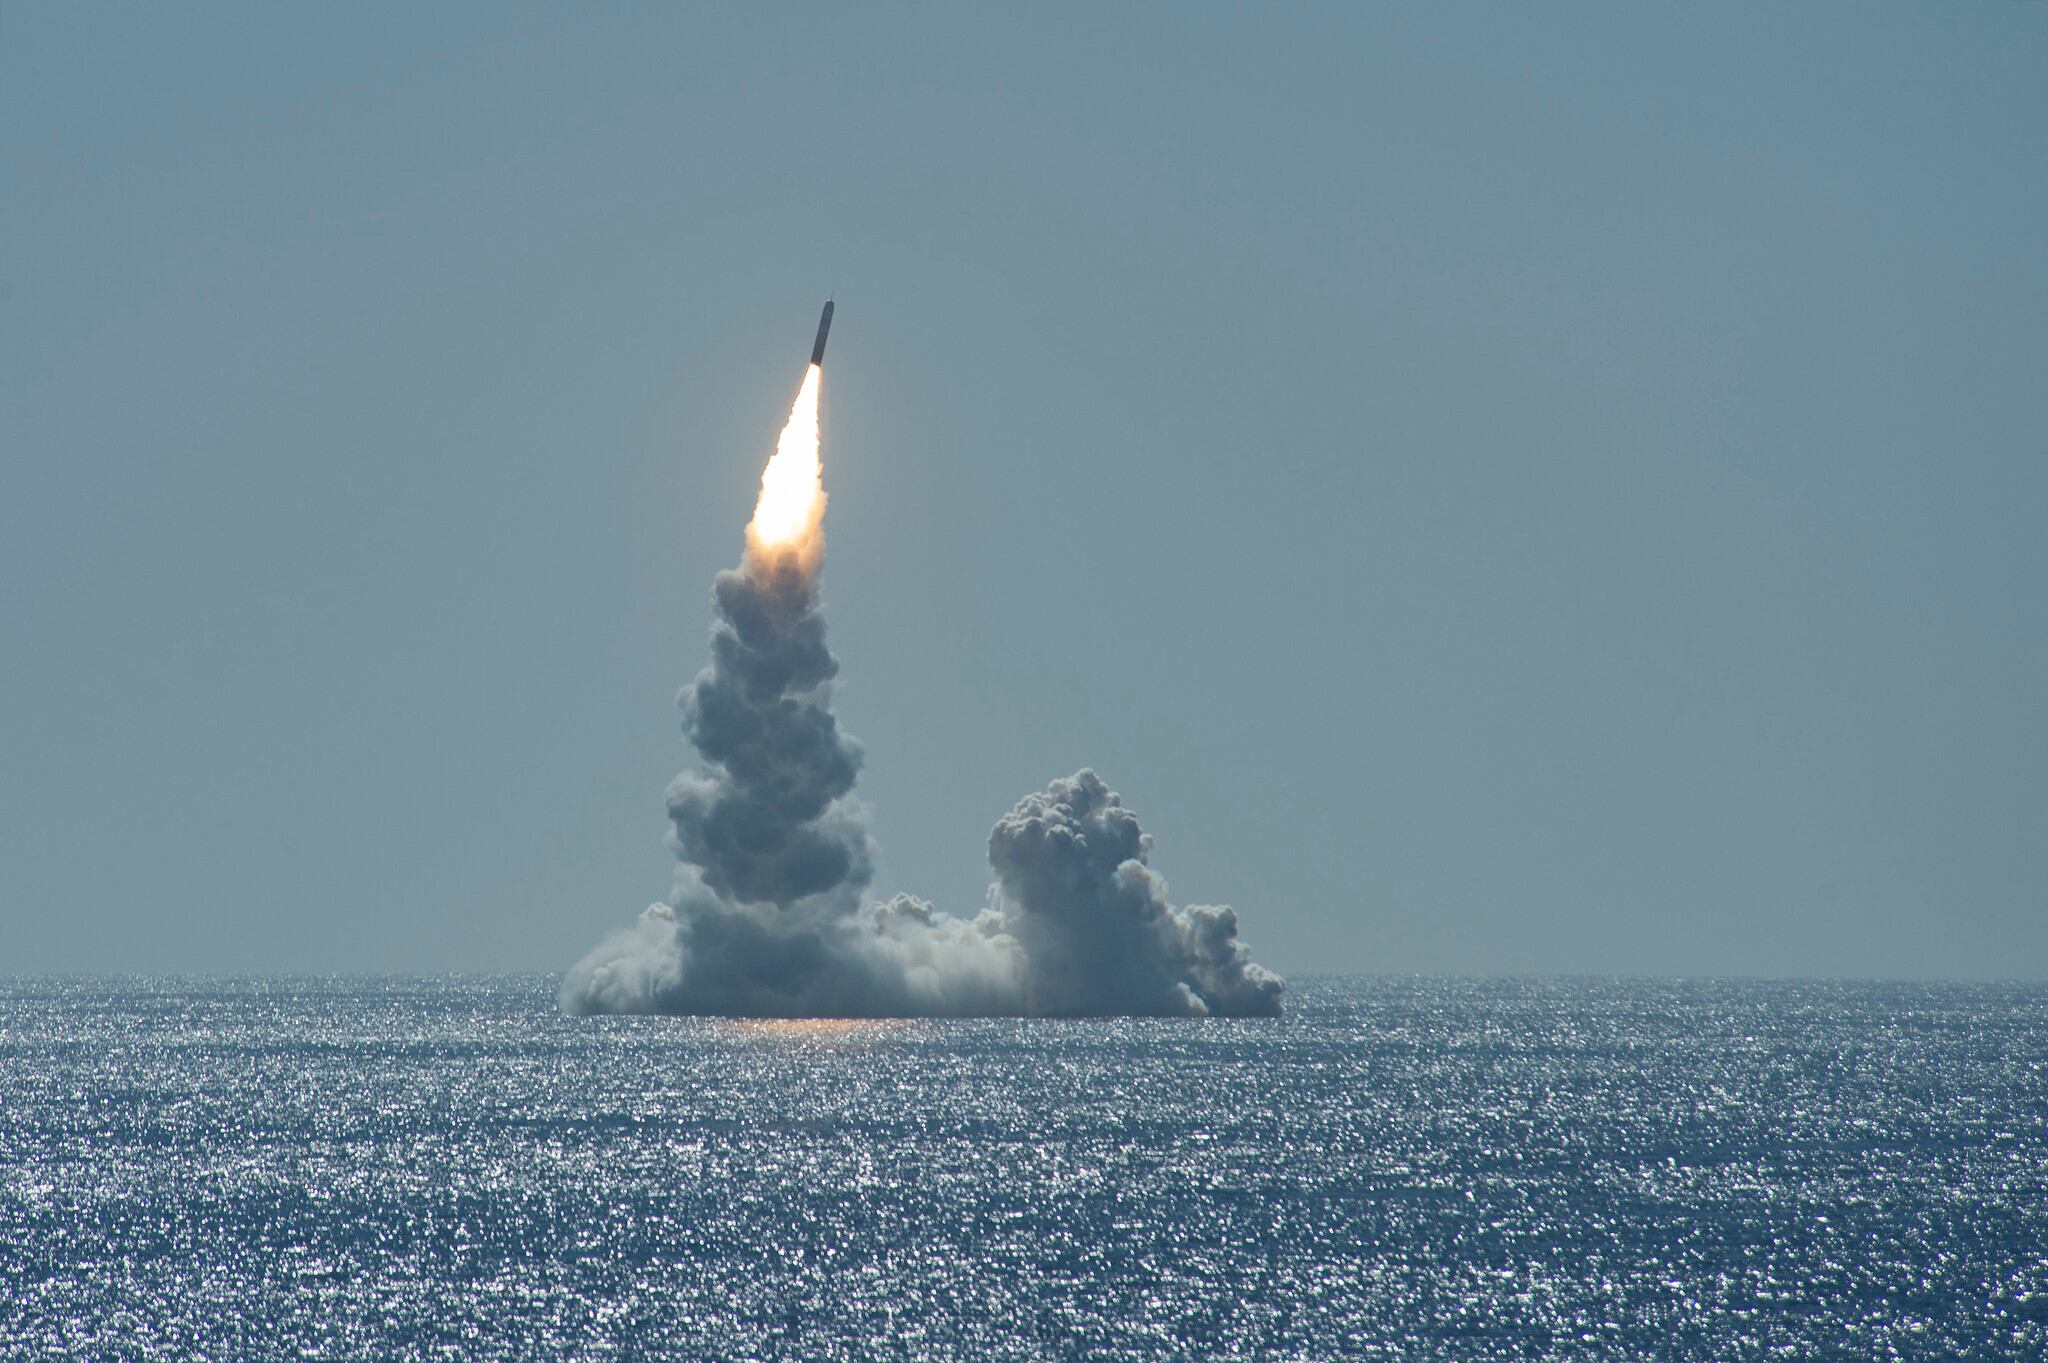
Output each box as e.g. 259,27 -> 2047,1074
2,976 -> 2043,1360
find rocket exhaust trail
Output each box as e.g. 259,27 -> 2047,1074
744,305 -> 832,565
560,298 -> 1284,1019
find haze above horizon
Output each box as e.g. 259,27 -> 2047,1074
3,5 -> 2042,979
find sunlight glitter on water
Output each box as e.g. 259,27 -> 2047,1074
3,976 -> 2045,1360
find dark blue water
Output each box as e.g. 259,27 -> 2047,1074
3,977 -> 2044,1360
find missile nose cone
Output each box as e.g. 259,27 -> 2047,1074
810,300 -> 834,366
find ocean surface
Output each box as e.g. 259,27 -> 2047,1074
2,977 -> 2044,1361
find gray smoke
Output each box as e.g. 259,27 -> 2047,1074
561,546 -> 1283,1018
667,551 -> 871,911
986,770 -> 1283,1018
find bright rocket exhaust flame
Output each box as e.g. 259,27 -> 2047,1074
746,363 -> 825,560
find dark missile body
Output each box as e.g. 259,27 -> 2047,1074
810,300 -> 834,366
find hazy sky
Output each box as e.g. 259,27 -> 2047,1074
4,5 -> 2043,979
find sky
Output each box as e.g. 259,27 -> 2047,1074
3,5 -> 2043,980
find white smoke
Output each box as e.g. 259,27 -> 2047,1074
559,547 -> 1282,1019
560,359 -> 1282,1018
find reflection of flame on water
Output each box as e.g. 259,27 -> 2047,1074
723,1017 -> 903,1046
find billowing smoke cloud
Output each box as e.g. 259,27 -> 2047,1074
560,362 -> 1282,1018
985,771 -> 1283,1018
668,551 -> 872,912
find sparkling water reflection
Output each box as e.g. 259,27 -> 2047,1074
2,976 -> 2044,1359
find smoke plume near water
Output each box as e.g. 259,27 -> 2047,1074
560,362 -> 1282,1018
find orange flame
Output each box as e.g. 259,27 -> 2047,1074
745,363 -> 825,569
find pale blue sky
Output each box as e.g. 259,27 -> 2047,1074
4,5 -> 2043,977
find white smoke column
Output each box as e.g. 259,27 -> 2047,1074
560,349 -> 1283,1018
666,362 -> 867,915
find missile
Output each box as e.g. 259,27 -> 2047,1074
809,299 -> 834,367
